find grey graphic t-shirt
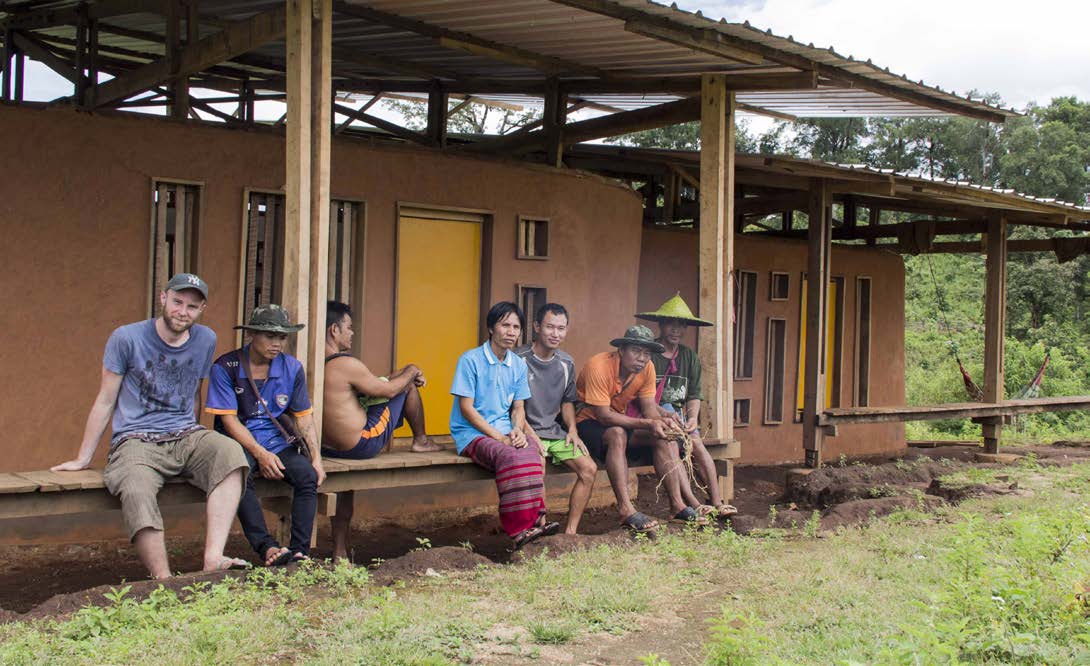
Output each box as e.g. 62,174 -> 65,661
515,346 -> 577,441
103,319 -> 216,443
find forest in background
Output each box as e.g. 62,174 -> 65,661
388,95 -> 1090,440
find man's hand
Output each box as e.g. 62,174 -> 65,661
312,460 -> 327,486
51,458 -> 92,472
649,419 -> 668,440
413,373 -> 426,388
566,429 -> 589,457
255,449 -> 286,479
685,416 -> 699,434
507,429 -> 528,448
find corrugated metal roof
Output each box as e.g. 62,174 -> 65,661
0,0 -> 1017,121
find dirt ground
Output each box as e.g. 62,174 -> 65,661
2,442 -> 1089,624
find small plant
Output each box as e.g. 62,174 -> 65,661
838,453 -> 849,467
704,610 -> 770,666
459,540 -> 475,552
528,620 -> 576,645
413,536 -> 433,552
640,654 -> 672,666
767,504 -> 779,527
803,510 -> 822,537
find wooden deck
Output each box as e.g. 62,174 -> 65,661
820,396 -> 1090,426
0,440 -> 741,521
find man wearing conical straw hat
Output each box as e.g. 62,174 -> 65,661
637,294 -> 737,517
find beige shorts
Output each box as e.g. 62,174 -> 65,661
103,429 -> 248,540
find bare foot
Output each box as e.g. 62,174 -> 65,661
332,548 -> 349,562
410,437 -> 442,452
264,546 -> 291,567
203,556 -> 251,572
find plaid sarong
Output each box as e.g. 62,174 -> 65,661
463,435 -> 546,539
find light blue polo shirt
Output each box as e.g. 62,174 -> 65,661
449,341 -> 532,453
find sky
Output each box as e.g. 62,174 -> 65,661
14,0 -> 1089,123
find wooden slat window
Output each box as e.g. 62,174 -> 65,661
855,277 -> 872,407
242,192 -> 285,318
517,216 -> 549,260
516,284 -> 547,345
765,317 -> 787,424
734,398 -> 751,428
149,181 -> 200,315
733,270 -> 758,380
328,200 -> 361,304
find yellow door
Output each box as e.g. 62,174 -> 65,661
796,278 -> 838,415
394,215 -> 481,436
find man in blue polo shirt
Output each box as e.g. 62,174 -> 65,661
206,305 -> 325,566
450,301 -> 558,549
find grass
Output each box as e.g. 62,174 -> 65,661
2,462 -> 1090,664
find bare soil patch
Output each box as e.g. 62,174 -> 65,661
369,546 -> 493,585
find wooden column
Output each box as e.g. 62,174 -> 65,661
543,77 -> 566,168
697,74 -> 735,442
2,29 -> 12,101
866,207 -> 879,246
74,5 -> 89,105
982,211 -> 1008,453
166,0 -> 187,119
306,0 -> 332,426
283,0 -> 313,373
426,81 -> 448,148
803,178 -> 831,468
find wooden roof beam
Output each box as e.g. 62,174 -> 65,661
81,5 -> 286,108
1,0 -> 166,31
332,101 -> 430,145
11,30 -> 79,84
331,45 -> 483,84
736,102 -> 797,122
331,1 -> 607,79
460,96 -> 700,155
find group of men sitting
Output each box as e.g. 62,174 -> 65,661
52,272 -> 733,578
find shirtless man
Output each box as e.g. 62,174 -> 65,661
322,300 -> 439,559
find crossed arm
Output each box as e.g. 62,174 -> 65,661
343,357 -> 423,399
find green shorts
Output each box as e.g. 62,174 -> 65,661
540,437 -> 584,466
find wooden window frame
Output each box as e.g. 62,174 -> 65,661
794,274 -> 846,421
517,215 -> 550,260
854,276 -> 873,407
733,398 -> 751,428
147,178 -> 204,317
765,317 -> 787,425
329,197 -> 367,357
769,271 -> 789,302
515,283 -> 548,346
236,188 -> 285,346
733,270 -> 758,380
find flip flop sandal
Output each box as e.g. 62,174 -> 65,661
266,547 -> 292,567
539,521 -> 561,537
694,504 -> 718,517
621,511 -> 659,534
513,524 -> 547,550
670,506 -> 710,526
714,504 -> 739,518
290,551 -> 311,563
213,557 -> 252,571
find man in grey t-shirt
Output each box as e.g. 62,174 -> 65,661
516,303 -> 597,534
53,274 -> 249,579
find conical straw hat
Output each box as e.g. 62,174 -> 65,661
635,293 -> 713,327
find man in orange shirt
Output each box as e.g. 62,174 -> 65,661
575,325 -> 702,533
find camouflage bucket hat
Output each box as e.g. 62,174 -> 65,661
610,324 -> 666,354
235,304 -> 305,334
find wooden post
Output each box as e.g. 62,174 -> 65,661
307,0 -> 332,429
982,211 -> 1007,454
543,77 -> 566,168
2,29 -> 12,101
14,48 -> 24,101
426,80 -> 448,148
283,0 -> 313,370
697,74 -> 735,442
88,18 -> 99,105
803,178 -> 831,468
74,5 -> 88,105
866,206 -> 879,246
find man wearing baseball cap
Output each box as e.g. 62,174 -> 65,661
574,325 -> 702,533
53,273 -> 250,578
206,304 -> 324,566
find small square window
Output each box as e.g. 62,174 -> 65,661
733,398 -> 751,427
149,181 -> 201,316
517,216 -> 549,260
770,272 -> 789,301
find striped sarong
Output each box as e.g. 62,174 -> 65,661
463,435 -> 546,539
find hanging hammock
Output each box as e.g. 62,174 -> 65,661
926,254 -> 1050,403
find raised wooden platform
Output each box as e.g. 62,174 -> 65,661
0,440 -> 741,522
819,396 -> 1090,426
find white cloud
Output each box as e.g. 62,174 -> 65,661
675,0 -> 1089,109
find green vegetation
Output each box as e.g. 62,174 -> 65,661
3,461 -> 1090,664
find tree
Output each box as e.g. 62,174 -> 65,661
381,98 -> 540,135
609,119 -> 758,152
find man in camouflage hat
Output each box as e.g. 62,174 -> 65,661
206,304 -> 325,566
53,273 -> 250,578
574,325 -> 703,533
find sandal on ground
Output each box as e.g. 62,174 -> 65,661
513,524 -> 549,550
538,520 -> 561,538
670,506 -> 710,526
290,551 -> 310,563
694,504 -> 718,518
713,503 -> 739,518
620,512 -> 659,534
265,546 -> 292,567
